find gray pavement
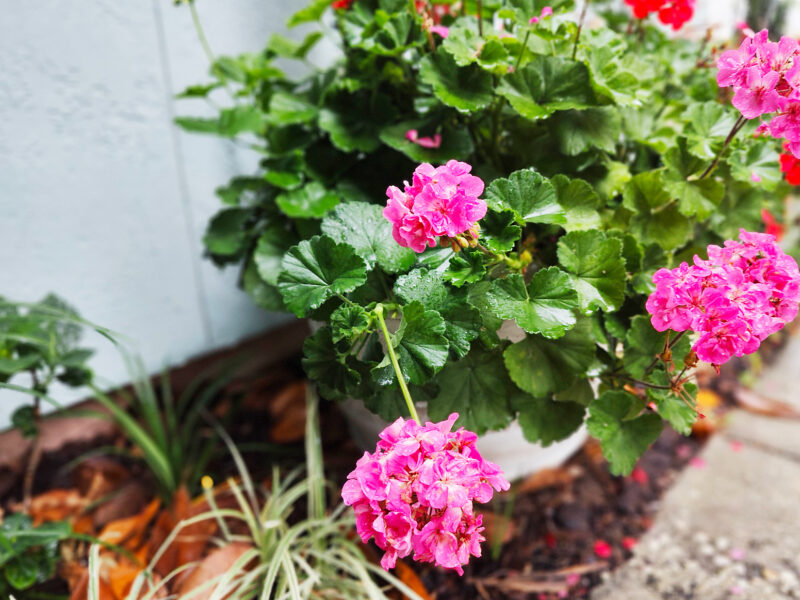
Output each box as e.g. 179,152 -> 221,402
592,337 -> 800,600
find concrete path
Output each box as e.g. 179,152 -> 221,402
592,339 -> 800,599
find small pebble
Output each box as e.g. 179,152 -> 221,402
715,536 -> 730,551
713,555 -> 731,569
699,543 -> 715,557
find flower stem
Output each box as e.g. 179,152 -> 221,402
515,30 -> 531,71
642,330 -> 687,377
572,0 -> 590,61
698,116 -> 747,180
375,304 -> 420,424
477,0 -> 484,36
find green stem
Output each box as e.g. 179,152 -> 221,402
477,0 -> 484,36
375,305 -> 420,424
572,0 -> 590,61
698,115 -> 747,180
189,1 -> 215,65
515,30 -> 531,71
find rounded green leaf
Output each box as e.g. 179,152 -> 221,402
503,320 -> 595,397
277,235 -> 368,317
427,348 -> 516,435
419,49 -> 493,113
587,390 -> 663,476
485,169 -> 565,225
321,201 -> 415,273
497,56 -> 594,120
557,230 -> 627,313
276,182 -> 340,219
486,269 -> 578,339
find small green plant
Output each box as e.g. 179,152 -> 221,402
0,295 -> 102,506
0,514 -> 71,598
87,358 -> 232,503
121,387 -> 424,600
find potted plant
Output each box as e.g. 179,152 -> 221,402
176,0 -> 799,479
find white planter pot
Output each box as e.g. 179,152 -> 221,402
310,319 -> 588,481
338,397 -> 587,481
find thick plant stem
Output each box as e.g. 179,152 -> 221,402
477,0 -> 484,36
572,0 -> 590,61
375,304 -> 420,424
698,116 -> 747,180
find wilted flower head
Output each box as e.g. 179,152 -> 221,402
341,413 -> 510,574
646,230 -> 800,365
383,161 -> 487,253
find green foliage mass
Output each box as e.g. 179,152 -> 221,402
177,0 -> 788,474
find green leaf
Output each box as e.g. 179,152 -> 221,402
288,0 -> 330,27
276,182 -> 340,219
419,49 -> 493,113
373,302 -> 449,385
624,316 -> 692,379
557,230 -> 626,313
242,261 -> 285,312
379,120 -> 474,163
442,22 -> 509,72
664,176 -> 724,220
552,175 -> 602,232
443,250 -> 486,287
484,169 -> 565,225
479,209 -> 522,253
277,235 -> 368,317
267,90 -> 318,125
394,269 -> 481,358
503,320 -> 595,397
318,92 -> 396,153
729,141 -> 782,190
497,56 -> 594,120
622,172 -> 692,250
554,377 -> 595,406
266,32 -> 323,59
329,304 -> 372,343
647,375 -> 697,436
587,390 -> 663,475
174,116 -> 220,134
203,208 -> 251,257
685,102 -> 739,159
11,405 -> 37,437
302,327 -> 361,400
513,395 -> 586,446
552,107 -> 621,155
254,226 -> 297,285
427,348 -> 517,435
217,106 -> 267,136
321,202 -> 416,274
486,269 -> 579,338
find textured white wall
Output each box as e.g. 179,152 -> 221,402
0,0 -> 317,425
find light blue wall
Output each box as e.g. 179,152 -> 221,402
0,0 -> 335,425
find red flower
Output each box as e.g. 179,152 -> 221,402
658,0 -> 695,31
624,0 -> 665,19
762,209 -> 786,241
780,151 -> 800,185
332,0 -> 354,9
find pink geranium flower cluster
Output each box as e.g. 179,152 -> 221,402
624,0 -> 695,30
341,413 -> 510,574
384,161 -> 487,253
717,30 -> 800,156
646,230 -> 800,365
